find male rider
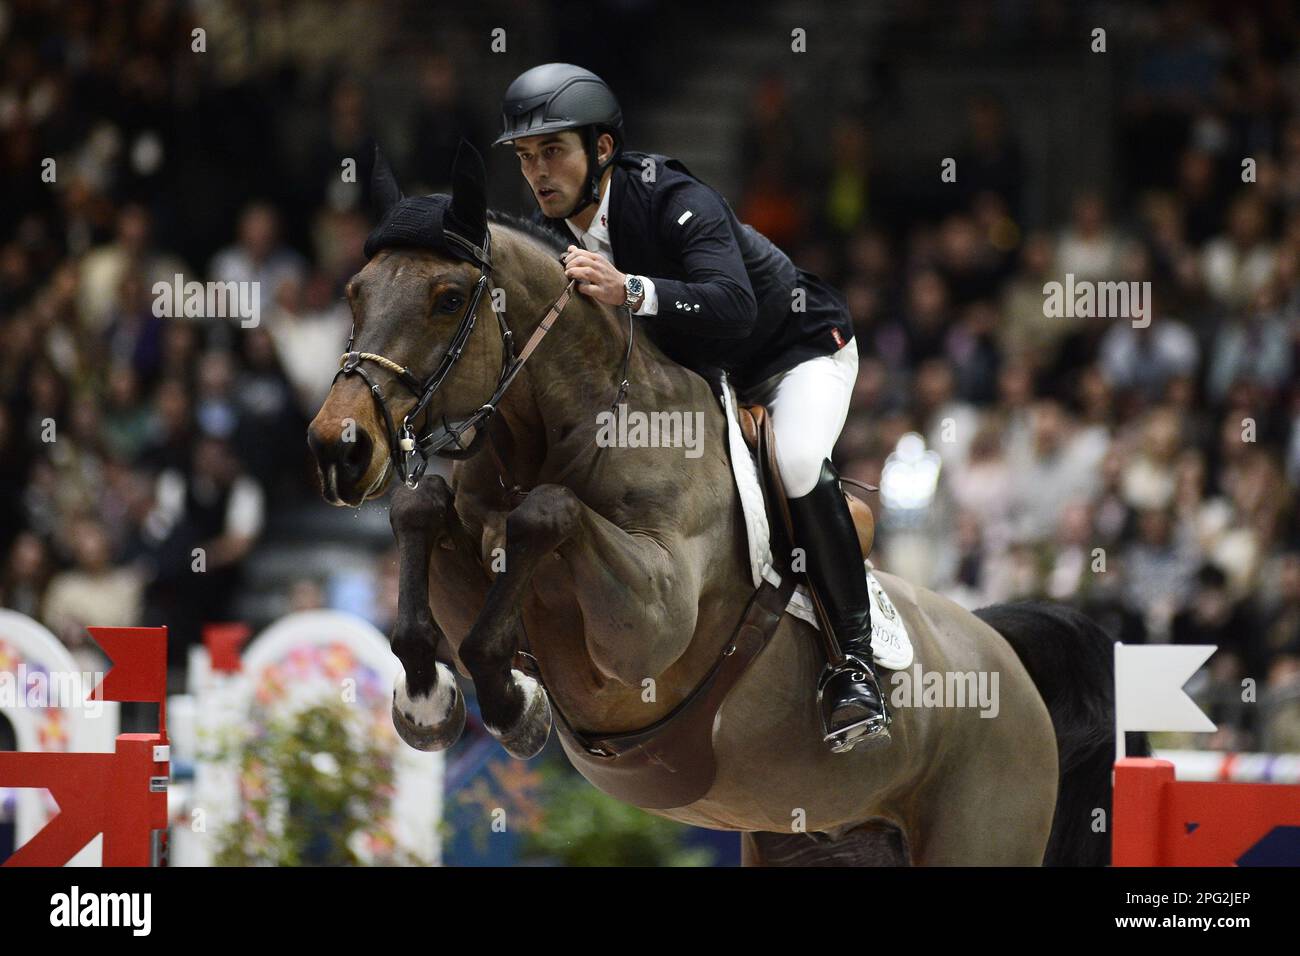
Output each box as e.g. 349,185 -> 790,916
492,63 -> 888,752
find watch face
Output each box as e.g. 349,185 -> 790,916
626,276 -> 644,296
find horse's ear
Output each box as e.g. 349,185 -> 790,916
448,138 -> 487,245
370,142 -> 403,217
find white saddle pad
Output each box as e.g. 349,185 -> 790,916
719,375 -> 913,671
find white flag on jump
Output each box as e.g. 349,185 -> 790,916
1114,643 -> 1217,744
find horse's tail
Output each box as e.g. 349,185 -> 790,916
973,600 -> 1151,866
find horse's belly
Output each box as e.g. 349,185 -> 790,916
669,613 -> 917,832
668,572 -> 1053,834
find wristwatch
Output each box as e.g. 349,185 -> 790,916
624,274 -> 645,311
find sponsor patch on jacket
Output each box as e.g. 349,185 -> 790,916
677,210 -> 694,225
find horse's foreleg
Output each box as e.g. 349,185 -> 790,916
388,476 -> 471,752
457,483 -> 585,758
460,481 -> 701,758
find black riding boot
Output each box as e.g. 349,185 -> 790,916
786,459 -> 891,752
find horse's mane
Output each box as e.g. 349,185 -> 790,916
486,208 -> 632,340
487,209 -> 567,257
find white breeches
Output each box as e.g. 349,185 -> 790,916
739,337 -> 859,498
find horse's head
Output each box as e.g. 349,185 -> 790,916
308,142 -> 508,505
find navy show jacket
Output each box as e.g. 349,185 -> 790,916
532,150 -> 855,392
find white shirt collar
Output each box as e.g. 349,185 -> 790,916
565,178 -> 612,251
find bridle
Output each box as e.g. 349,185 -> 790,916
334,227 -> 633,490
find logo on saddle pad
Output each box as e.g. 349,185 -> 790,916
869,576 -> 897,622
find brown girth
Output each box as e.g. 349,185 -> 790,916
513,571 -> 797,810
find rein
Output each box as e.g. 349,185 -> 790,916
334,228 -> 634,491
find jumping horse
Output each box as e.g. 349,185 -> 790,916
307,143 -> 1123,865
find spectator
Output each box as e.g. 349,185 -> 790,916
138,377 -> 194,476
1007,399 -> 1109,542
1097,302 -> 1199,402
103,270 -> 166,388
101,364 -> 153,461
1120,406 -> 1184,512
1045,499 -> 1098,601
952,91 -> 1025,218
999,232 -> 1069,365
1170,563 -> 1256,673
141,435 -> 265,666
233,327 -> 307,498
1201,194 -> 1277,309
0,532 -> 52,620
265,271 -> 352,417
207,203 -> 307,311
1262,652 -> 1300,751
42,518 -> 144,665
899,269 -> 952,365
1122,506 -> 1201,638
947,422 -> 1014,556
78,204 -> 186,334
1056,193 -> 1126,282
914,357 -> 979,470
945,299 -> 1001,404
1206,283 -> 1292,402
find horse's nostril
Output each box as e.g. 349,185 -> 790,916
308,424 -> 374,490
341,429 -> 373,483
307,424 -> 331,463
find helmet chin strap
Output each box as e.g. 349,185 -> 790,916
563,126 -> 616,219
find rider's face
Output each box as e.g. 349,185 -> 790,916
514,131 -> 589,218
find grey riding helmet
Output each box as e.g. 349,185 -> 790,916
493,63 -> 623,218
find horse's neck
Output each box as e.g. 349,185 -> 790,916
480,230 -> 750,734
490,233 -> 648,481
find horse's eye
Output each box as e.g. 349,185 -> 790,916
439,294 -> 464,314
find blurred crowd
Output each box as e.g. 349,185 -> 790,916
736,2 -> 1300,751
0,0 -> 394,673
1,0 -> 1298,750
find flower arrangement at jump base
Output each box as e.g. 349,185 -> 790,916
212,700 -> 423,866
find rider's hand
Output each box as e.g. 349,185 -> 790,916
563,245 -> 626,306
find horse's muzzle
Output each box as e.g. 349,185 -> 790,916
308,422 -> 375,504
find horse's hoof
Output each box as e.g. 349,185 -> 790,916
392,663 -> 466,752
486,668 -> 552,759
